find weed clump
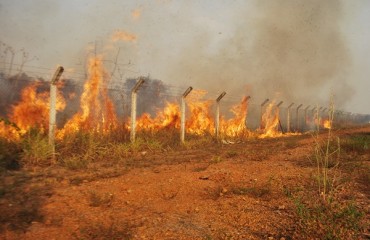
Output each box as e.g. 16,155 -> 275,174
20,130 -> 54,166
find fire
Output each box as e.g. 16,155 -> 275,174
59,56 -> 118,137
131,8 -> 141,20
323,119 -> 332,129
186,90 -> 214,135
135,102 -> 181,132
159,102 -> 181,129
135,90 -> 215,135
259,102 -> 281,138
0,120 -> 20,141
0,82 -> 65,141
0,53 -> 296,141
134,92 -> 252,138
10,82 -> 65,134
220,96 -> 249,137
136,113 -> 156,131
111,30 -> 137,42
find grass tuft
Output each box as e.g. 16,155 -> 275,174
20,130 -> 54,166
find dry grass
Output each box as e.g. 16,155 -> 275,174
0,124 -> 369,239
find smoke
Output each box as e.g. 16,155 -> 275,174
0,0 -> 356,114
167,0 -> 353,106
246,0 -> 353,105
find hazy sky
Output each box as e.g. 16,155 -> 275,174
0,0 -> 369,114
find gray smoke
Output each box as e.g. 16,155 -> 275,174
167,0 -> 353,107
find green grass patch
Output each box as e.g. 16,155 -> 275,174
341,134 -> 370,154
290,196 -> 365,239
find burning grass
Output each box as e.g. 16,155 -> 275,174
0,55 -> 287,145
2,52 -> 346,153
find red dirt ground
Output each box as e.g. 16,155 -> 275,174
1,126 -> 369,239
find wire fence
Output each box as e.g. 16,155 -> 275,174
1,62 -> 369,138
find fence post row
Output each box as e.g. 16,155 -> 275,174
49,66 -> 64,155
130,77 -> 145,143
43,70 -> 370,146
180,87 -> 193,143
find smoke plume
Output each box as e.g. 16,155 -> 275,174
168,0 -> 353,106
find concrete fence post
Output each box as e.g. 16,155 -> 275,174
49,66 -> 64,155
180,87 -> 193,143
276,101 -> 283,132
130,77 -> 145,143
244,96 -> 251,129
215,91 -> 226,138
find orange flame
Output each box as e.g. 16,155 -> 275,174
131,8 -> 141,20
134,91 -> 252,138
59,56 -> 118,137
135,102 -> 181,132
0,121 -> 20,141
135,90 -> 215,135
111,30 -> 137,42
0,82 -> 65,140
10,82 -> 65,134
259,102 -> 281,138
186,90 -> 214,135
323,119 -> 332,129
220,96 -> 249,137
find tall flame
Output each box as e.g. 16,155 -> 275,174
0,82 -> 65,140
220,96 -> 249,137
259,102 -> 281,138
186,90 -> 214,135
60,56 -> 117,136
